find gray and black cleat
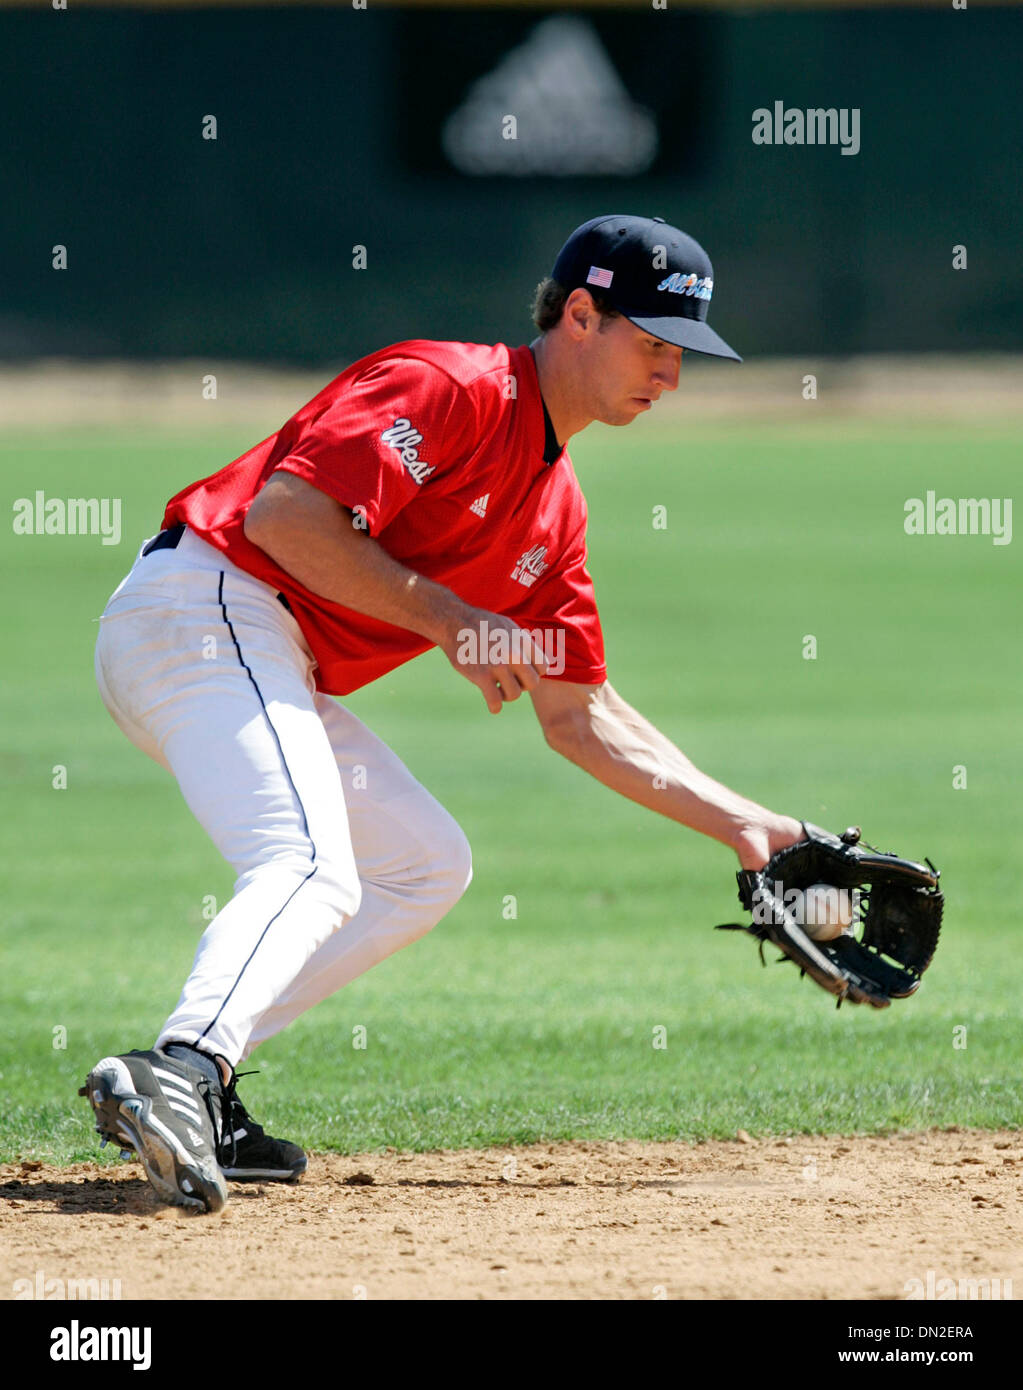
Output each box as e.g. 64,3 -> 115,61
80,1049 -> 228,1213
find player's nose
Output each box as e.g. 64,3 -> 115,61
653,348 -> 683,393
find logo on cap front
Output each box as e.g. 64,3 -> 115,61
657,271 -> 713,302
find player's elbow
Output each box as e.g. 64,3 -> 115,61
242,487 -> 309,565
541,712 -> 590,765
243,498 -> 269,548
244,471 -> 317,550
242,491 -> 281,551
534,679 -> 609,765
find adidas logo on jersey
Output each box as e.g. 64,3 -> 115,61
380,418 -> 435,486
469,493 -> 489,518
511,543 -> 549,587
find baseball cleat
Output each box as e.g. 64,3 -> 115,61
80,1049 -> 228,1213
217,1076 -> 307,1182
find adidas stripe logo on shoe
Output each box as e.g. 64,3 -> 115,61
80,1048 -> 228,1213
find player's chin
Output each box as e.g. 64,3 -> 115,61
605,399 -> 654,426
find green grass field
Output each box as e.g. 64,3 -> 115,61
2,412 -> 1020,1162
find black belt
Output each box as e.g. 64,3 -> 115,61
142,525 -> 293,614
141,522 -> 186,555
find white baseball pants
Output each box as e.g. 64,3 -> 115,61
94,527 -> 472,1067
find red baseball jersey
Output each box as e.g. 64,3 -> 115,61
163,340 -> 607,696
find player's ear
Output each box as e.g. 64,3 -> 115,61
562,288 -> 598,339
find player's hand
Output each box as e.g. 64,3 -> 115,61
733,815 -> 806,870
439,605 -> 548,713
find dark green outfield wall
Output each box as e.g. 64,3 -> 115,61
3,6 -> 1019,362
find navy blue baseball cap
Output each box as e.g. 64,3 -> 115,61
551,214 -> 741,362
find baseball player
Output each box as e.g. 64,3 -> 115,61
83,215 -> 805,1212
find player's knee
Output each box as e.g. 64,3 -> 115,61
431,815 -> 473,910
236,853 -> 362,922
333,875 -> 363,922
317,859 -> 363,921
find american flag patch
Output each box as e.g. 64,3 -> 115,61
586,265 -> 614,288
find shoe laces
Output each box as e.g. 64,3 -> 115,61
193,1073 -> 228,1162
219,1069 -> 263,1167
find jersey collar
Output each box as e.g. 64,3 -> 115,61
540,398 -> 562,465
525,344 -> 565,466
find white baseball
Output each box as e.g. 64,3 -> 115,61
795,883 -> 855,941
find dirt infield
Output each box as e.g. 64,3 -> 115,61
2,1130 -> 1020,1300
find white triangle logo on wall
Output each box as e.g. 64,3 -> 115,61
441,17 -> 658,177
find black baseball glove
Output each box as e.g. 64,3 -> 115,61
716,823 -> 943,1008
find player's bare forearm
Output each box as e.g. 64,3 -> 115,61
244,470 -> 546,712
244,471 -> 465,641
531,678 -> 804,869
